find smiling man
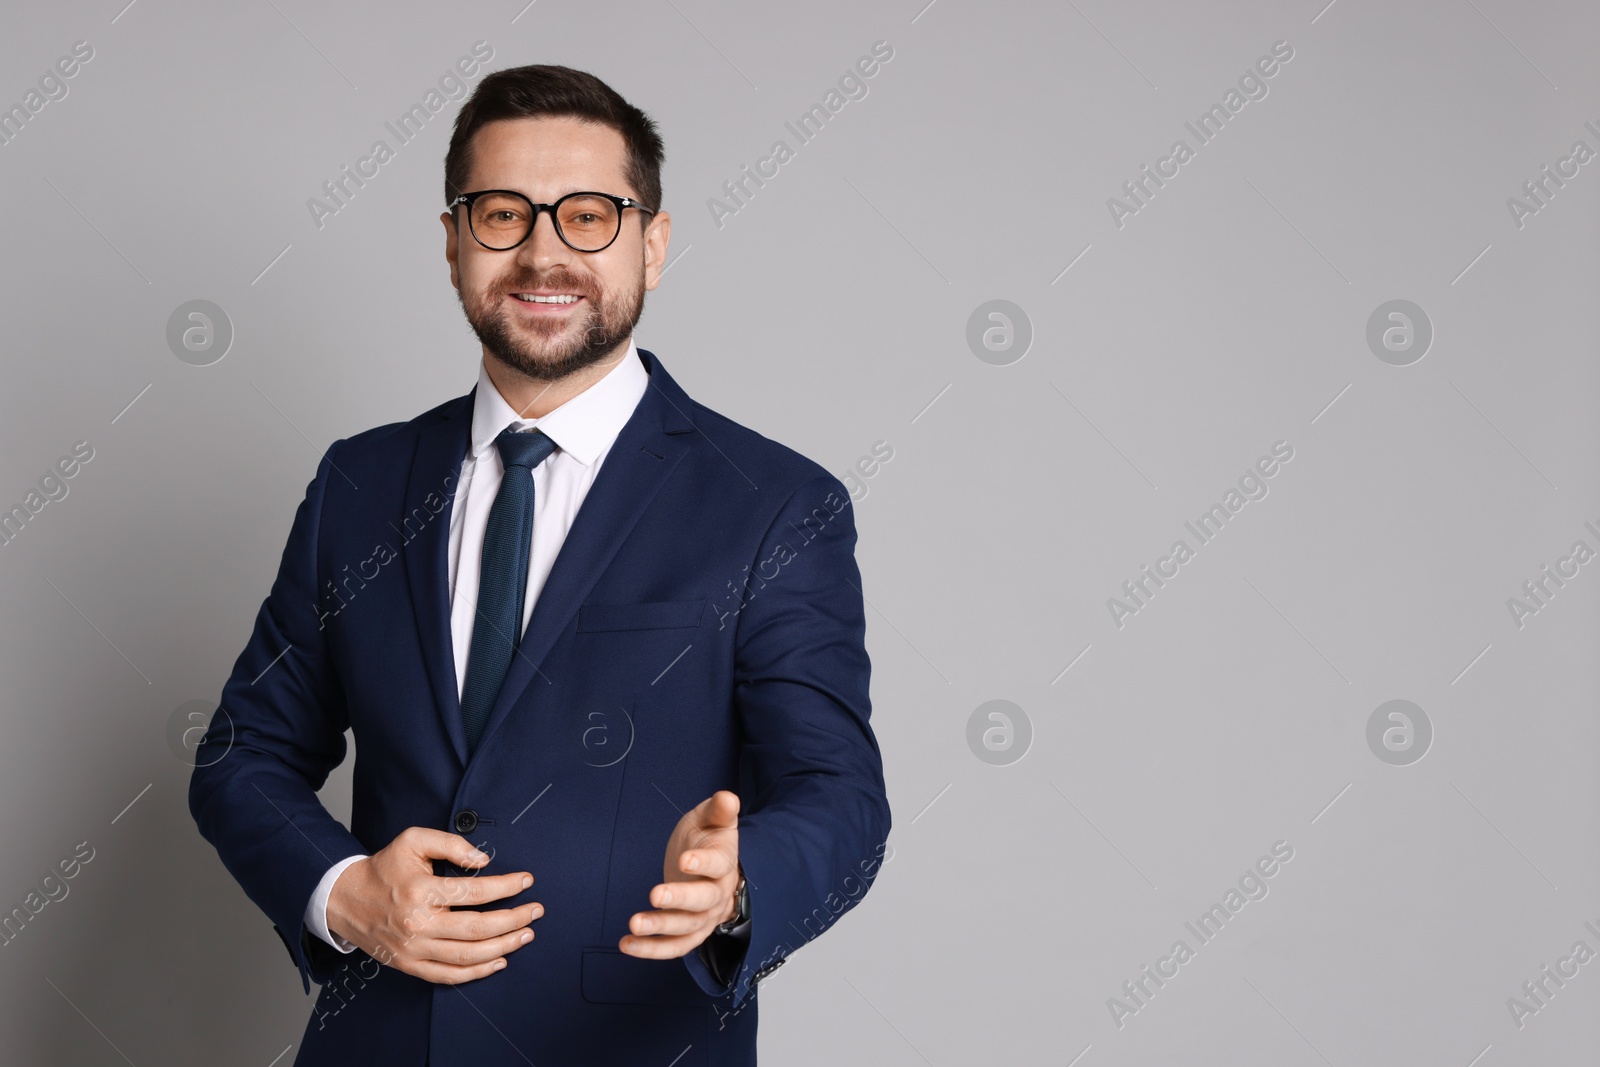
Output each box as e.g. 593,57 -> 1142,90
189,65 -> 891,1066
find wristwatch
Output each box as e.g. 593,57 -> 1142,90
714,869 -> 749,937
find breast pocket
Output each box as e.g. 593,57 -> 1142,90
576,599 -> 706,633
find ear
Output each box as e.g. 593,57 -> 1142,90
642,209 -> 672,292
441,210 -> 461,291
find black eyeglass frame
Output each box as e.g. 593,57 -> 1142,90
448,189 -> 657,253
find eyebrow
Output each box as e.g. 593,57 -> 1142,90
478,186 -> 619,200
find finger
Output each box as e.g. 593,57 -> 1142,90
407,956 -> 511,985
678,844 -> 736,879
618,931 -> 701,960
630,908 -> 712,938
425,871 -> 534,908
417,924 -> 536,967
402,827 -> 495,868
430,900 -> 544,941
649,880 -> 724,914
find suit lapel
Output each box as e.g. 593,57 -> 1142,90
470,349 -> 699,760
401,391 -> 474,768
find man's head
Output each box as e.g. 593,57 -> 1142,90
442,65 -> 670,384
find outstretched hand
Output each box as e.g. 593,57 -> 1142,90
620,789 -> 741,959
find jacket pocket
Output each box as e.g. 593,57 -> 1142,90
580,946 -> 713,1005
576,599 -> 706,633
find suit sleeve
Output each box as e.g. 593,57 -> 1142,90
695,916 -> 752,988
681,473 -> 892,1008
188,442 -> 368,994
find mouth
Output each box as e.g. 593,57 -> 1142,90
507,291 -> 585,313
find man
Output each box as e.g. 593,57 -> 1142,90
189,64 -> 891,1066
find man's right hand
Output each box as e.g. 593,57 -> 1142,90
326,826 -> 541,985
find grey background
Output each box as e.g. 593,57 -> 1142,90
1,0 -> 1596,1063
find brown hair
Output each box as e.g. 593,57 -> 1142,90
444,64 -> 664,213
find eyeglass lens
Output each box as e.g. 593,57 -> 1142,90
468,193 -> 621,251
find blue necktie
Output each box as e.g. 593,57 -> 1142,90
460,427 -> 558,757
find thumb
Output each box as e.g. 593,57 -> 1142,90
403,826 -> 490,868
700,789 -> 740,829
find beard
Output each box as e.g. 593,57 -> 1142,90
459,263 -> 645,383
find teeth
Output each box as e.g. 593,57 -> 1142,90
514,294 -> 579,304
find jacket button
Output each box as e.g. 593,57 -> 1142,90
454,809 -> 478,833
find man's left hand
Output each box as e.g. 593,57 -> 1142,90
620,789 -> 741,959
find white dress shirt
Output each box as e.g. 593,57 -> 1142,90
305,341 -> 650,953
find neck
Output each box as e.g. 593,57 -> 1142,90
483,341 -> 631,419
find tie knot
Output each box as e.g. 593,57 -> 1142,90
496,427 -> 557,471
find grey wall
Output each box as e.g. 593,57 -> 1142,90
1,0 -> 1596,1063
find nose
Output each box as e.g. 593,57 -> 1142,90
517,207 -> 573,268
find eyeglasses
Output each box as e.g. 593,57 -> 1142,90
448,189 -> 656,253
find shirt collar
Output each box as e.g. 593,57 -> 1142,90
469,339 -> 648,467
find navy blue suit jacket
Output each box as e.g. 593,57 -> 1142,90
188,349 -> 892,1066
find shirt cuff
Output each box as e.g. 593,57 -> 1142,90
304,854 -> 367,953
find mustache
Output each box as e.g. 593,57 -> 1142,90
491,268 -> 599,299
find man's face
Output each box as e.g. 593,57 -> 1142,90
443,115 -> 671,383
